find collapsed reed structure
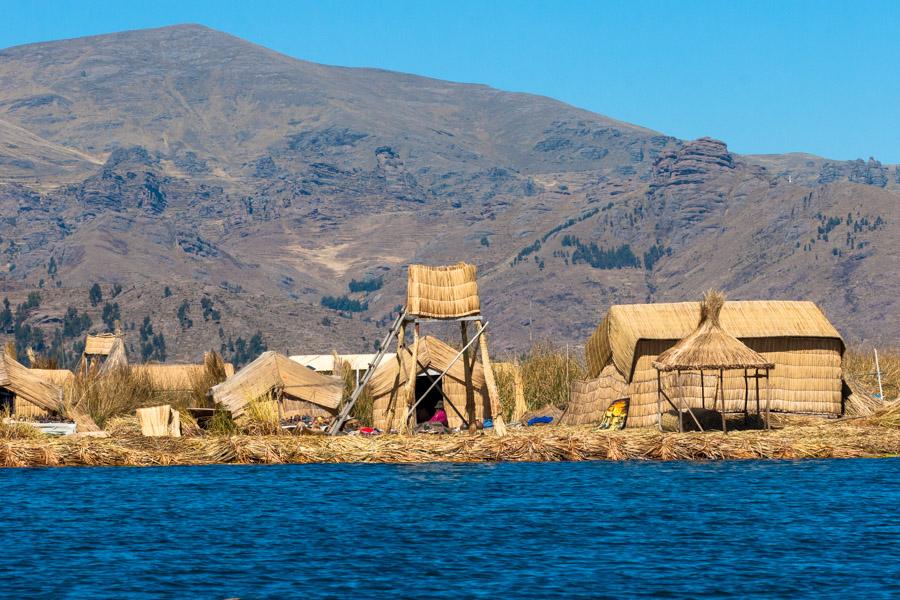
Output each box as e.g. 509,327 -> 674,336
211,351 -> 343,421
579,299 -> 845,428
82,332 -> 127,372
0,352 -> 65,416
331,262 -> 506,435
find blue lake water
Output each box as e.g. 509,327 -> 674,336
1,459 -> 898,599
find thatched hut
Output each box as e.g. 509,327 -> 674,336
370,336 -> 494,431
652,291 -> 775,431
132,355 -> 234,399
0,353 -> 64,416
211,351 -> 343,420
82,332 -> 128,371
583,300 -> 844,428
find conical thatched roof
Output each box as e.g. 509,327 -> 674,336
653,291 -> 775,372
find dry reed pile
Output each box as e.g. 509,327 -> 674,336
3,420 -> 899,468
845,347 -> 900,401
502,341 -> 585,414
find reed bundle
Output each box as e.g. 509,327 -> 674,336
2,420 -> 898,468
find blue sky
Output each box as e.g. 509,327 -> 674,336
2,0 -> 899,162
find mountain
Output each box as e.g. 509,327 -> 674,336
0,25 -> 897,366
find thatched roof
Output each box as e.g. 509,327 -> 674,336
586,300 -> 842,379
653,291 -> 775,372
369,335 -> 486,399
30,368 -> 75,387
132,362 -> 235,393
211,351 -> 343,419
84,333 -> 122,356
0,353 -> 63,413
406,263 -> 481,319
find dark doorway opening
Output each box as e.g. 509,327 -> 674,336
414,373 -> 444,424
0,387 -> 14,415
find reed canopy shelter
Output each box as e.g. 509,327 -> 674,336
211,351 -> 343,421
652,291 -> 774,432
330,262 -> 505,435
579,298 -> 844,428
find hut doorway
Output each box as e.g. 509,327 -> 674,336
414,371 -> 444,425
0,387 -> 13,414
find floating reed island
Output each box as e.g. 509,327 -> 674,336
2,412 -> 900,468
2,263 -> 898,467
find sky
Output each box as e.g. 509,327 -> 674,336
2,0 -> 899,162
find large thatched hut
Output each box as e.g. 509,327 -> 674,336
580,300 -> 844,428
211,351 -> 343,420
370,335 -> 494,431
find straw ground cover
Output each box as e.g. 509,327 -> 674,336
3,416 -> 900,467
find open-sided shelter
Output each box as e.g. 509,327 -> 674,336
583,299 -> 844,428
211,351 -> 343,420
0,352 -> 64,416
652,291 -> 775,431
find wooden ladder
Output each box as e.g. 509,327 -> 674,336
327,309 -> 407,435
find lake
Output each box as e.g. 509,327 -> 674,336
1,459 -> 897,598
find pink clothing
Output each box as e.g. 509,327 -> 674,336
429,409 -> 448,426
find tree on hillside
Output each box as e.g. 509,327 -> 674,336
177,300 -> 193,329
89,283 -> 103,307
101,302 -> 120,332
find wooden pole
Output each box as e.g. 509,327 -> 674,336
656,369 -> 663,432
400,322 -> 420,433
460,321 -> 476,433
875,348 -> 885,402
755,368 -> 761,417
719,368 -> 727,434
476,318 -> 506,436
700,369 -> 706,409
765,368 -> 771,430
743,368 -> 749,425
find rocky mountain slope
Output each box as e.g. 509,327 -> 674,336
0,25 -> 897,366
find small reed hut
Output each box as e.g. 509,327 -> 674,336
211,351 -> 343,421
0,352 -> 64,417
581,299 -> 844,428
370,335 -> 494,430
82,332 -> 128,372
652,291 -> 774,432
132,352 -> 234,400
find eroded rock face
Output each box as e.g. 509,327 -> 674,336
646,138 -> 744,242
72,146 -> 168,214
819,157 -> 888,187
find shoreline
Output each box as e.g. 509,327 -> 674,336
2,423 -> 899,468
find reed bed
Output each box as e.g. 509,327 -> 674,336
2,420 -> 899,468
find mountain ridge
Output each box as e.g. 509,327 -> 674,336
0,25 -> 897,367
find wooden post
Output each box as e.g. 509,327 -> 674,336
460,321 -> 476,432
382,322 -> 406,434
743,368 -> 749,425
476,319 -> 506,436
656,369 -> 663,432
719,368 -> 727,434
765,368 -> 771,430
700,369 -> 706,409
401,323 -> 420,433
755,368 -> 761,417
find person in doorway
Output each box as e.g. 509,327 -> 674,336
428,400 -> 449,427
